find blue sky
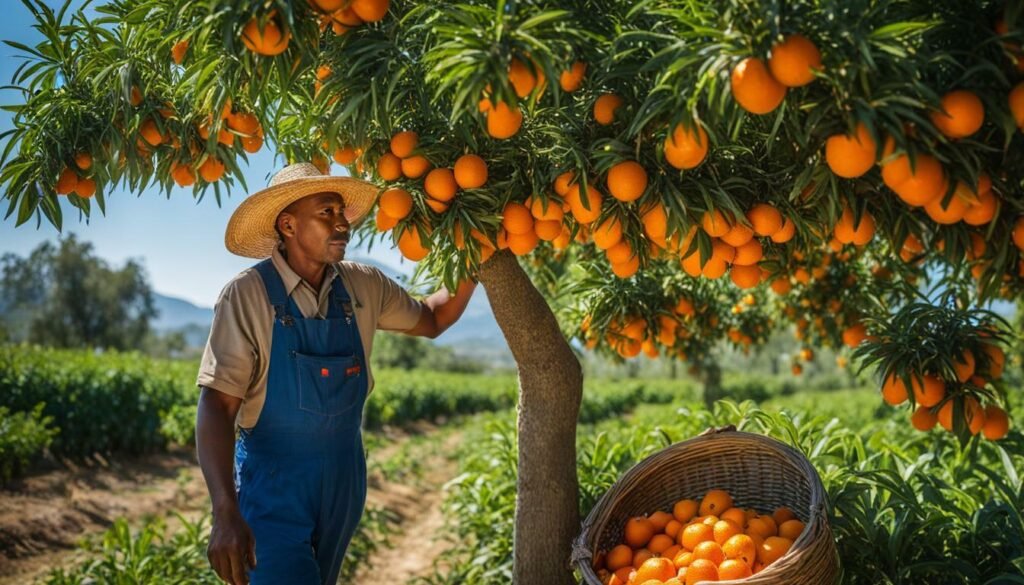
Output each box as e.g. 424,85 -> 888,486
0,1 -> 409,308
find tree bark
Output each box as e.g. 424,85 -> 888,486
477,250 -> 582,585
701,358 -> 722,410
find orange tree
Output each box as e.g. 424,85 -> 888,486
3,0 -> 1024,582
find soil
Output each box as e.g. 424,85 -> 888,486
0,422 -> 460,585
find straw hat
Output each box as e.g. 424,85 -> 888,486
225,162 -> 379,258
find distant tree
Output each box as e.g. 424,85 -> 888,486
0,235 -> 156,350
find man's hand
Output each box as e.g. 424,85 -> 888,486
404,279 -> 477,338
208,504 -> 256,585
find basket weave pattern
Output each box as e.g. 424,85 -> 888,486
572,427 -> 839,584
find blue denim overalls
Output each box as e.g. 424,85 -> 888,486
235,259 -> 368,584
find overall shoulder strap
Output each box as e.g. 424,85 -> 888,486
253,259 -> 292,321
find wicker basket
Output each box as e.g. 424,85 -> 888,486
572,426 -> 839,584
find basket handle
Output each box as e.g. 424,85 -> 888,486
698,424 -> 737,436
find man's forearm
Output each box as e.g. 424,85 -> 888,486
196,391 -> 241,517
423,280 -> 476,334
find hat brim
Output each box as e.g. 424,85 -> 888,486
225,176 -> 380,259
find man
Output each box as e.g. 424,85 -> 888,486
195,162 -> 476,585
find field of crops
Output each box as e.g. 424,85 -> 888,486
2,344 -> 1022,584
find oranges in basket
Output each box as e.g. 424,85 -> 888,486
594,489 -> 803,584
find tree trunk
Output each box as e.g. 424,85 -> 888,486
478,250 -> 582,585
701,358 -> 722,410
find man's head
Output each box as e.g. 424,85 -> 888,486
275,191 -> 350,264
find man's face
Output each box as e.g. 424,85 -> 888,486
276,192 -> 350,264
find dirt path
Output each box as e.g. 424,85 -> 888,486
0,422 -> 462,585
356,430 -> 460,584
0,449 -> 209,585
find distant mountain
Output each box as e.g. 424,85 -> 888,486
149,254 -> 513,366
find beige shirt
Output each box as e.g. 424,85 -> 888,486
196,247 -> 424,428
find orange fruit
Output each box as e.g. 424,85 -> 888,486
937,400 -> 955,432
199,157 -> 225,182
350,0 -> 389,22
648,534 -> 675,555
980,343 -> 1006,379
638,204 -> 667,240
833,207 -> 875,246
982,405 -> 1009,440
634,557 -> 676,582
379,188 -> 413,220
377,152 -> 403,181
673,549 -> 694,569
73,152 -> 92,172
531,197 -> 564,222
594,94 -> 624,125
684,559 -> 718,584
924,183 -> 973,224
487,101 -> 523,139
508,57 -> 539,98
732,239 -> 763,266
772,217 -> 796,243
730,265 -> 761,289
965,396 -> 986,435
825,122 -> 877,178
673,499 -> 699,523
375,207 -> 399,231
930,90 -> 984,139
701,256 -> 728,279
606,161 -> 648,202
701,210 -> 732,237
778,519 -> 804,541
664,123 -> 709,169
596,221 -> 626,251
714,519 -> 743,545
722,534 -> 756,567
397,227 -> 430,261
553,171 -> 576,196
882,154 -> 946,207
625,517 -> 656,548
226,111 -> 260,135
911,405 -> 938,431
390,130 -> 418,158
74,177 -> 96,198
665,520 -> 684,539
401,155 -> 431,179
699,490 -> 732,517
610,255 -> 640,278
680,522 -> 714,551
170,161 -> 195,187
171,38 -> 189,65
1014,217 -> 1024,251
534,219 -> 562,241
139,118 -> 165,147
842,323 -> 867,348
55,167 -> 78,195
962,186 -> 997,226
502,202 -> 535,235
424,168 -> 458,202
454,154 -> 488,189
769,34 -> 821,87
559,60 -> 587,92
721,222 -> 754,247
731,57 -> 787,114
721,508 -> 747,528
692,541 -> 725,565
567,183 -> 603,224
770,277 -> 792,294
953,350 -> 976,382
129,85 -> 143,107
912,374 -> 945,407
241,12 -> 291,56
718,559 -> 753,579
747,203 -> 783,236
606,544 -> 633,572
745,516 -> 775,539
241,132 -> 264,153
1010,82 -> 1024,129
757,536 -> 793,565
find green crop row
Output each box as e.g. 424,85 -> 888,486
424,391 -> 1024,585
0,404 -> 58,484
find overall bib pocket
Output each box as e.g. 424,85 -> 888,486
295,352 -> 362,416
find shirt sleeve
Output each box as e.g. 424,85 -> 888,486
196,278 -> 259,399
369,267 -> 424,332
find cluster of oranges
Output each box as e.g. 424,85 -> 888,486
54,153 -> 96,198
731,34 -> 822,115
594,489 -> 805,584
477,55 -> 587,140
585,296 -> 698,359
880,339 -> 1010,440
238,1 -> 391,57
